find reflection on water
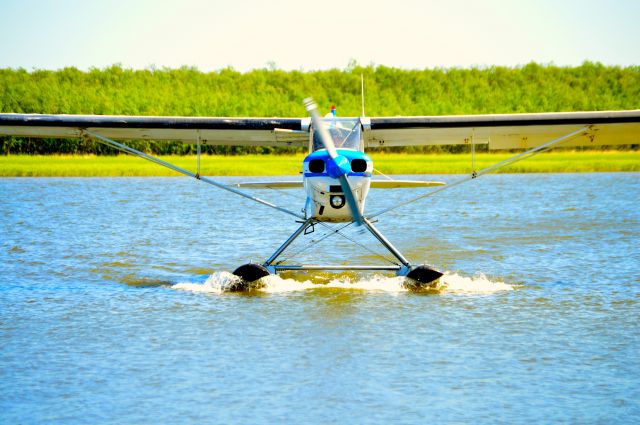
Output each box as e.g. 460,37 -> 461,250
1,174 -> 639,423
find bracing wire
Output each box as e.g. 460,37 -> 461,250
373,168 -> 394,180
316,221 -> 398,265
367,126 -> 589,219
277,222 -> 353,264
87,130 -> 305,220
278,220 -> 398,266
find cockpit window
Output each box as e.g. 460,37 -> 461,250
312,118 -> 362,152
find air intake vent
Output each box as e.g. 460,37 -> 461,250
351,159 -> 367,172
309,159 -> 324,173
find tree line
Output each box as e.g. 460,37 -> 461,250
1,62 -> 638,154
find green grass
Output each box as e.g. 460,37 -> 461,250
0,154 -> 305,177
373,151 -> 640,174
0,151 -> 638,177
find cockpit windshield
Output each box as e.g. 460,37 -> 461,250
312,118 -> 362,152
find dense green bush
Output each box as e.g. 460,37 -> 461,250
1,62 -> 638,154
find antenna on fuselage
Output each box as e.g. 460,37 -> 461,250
360,73 -> 365,117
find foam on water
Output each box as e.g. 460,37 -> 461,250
172,271 -> 514,295
440,272 -> 515,294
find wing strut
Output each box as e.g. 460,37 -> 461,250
368,126 -> 590,219
84,130 -> 305,220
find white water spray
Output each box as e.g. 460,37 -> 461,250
172,271 -> 514,295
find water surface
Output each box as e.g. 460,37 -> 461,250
1,173 -> 639,423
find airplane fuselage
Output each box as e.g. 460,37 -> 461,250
301,116 -> 373,222
303,148 -> 373,222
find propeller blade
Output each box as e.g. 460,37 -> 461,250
304,98 -> 363,226
304,98 -> 338,158
337,174 -> 363,225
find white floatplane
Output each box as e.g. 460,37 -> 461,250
1,100 -> 638,290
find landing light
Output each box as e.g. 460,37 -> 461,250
330,195 -> 345,209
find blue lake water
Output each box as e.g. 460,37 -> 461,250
1,173 -> 639,423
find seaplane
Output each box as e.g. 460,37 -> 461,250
1,96 -> 638,290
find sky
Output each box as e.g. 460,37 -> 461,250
0,0 -> 638,72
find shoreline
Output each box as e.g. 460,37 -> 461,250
1,151 -> 638,177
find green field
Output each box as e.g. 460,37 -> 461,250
1,151 -> 638,177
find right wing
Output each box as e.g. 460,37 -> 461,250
0,113 -> 311,146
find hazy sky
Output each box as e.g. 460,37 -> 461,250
1,0 -> 638,71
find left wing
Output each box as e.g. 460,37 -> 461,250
366,110 -> 640,149
0,113 -> 311,146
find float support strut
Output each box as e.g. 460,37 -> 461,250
263,218 -> 315,269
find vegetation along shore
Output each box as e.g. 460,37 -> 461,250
2,151 -> 637,177
1,62 -> 639,156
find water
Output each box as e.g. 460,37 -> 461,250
1,173 -> 639,424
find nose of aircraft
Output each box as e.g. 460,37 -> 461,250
326,154 -> 350,178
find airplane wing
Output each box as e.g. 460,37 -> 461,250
2,110 -> 638,149
370,179 -> 444,188
234,181 -> 303,188
366,110 -> 640,149
0,114 -> 311,146
233,179 -> 444,189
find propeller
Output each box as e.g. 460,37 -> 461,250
304,98 -> 364,226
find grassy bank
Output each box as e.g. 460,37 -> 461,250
1,151 -> 638,177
